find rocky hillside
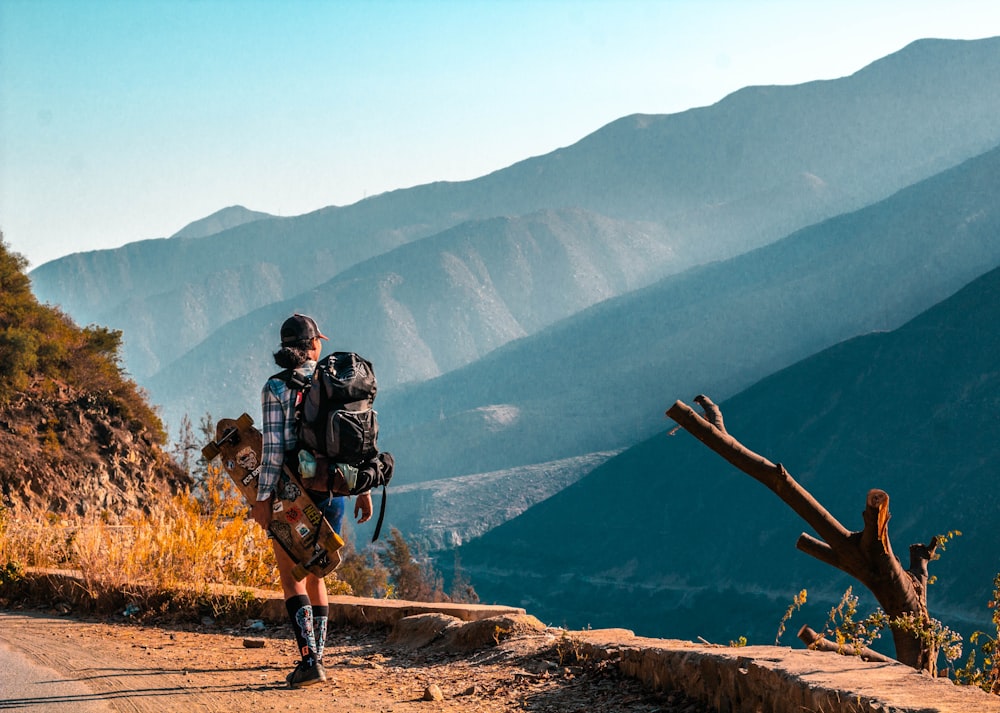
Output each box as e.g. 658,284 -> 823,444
0,237 -> 189,517
0,375 -> 188,516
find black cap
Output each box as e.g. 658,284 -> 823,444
280,314 -> 328,345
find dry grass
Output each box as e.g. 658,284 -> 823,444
0,461 -> 282,619
0,458 -> 450,620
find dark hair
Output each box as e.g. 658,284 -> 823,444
272,340 -> 313,369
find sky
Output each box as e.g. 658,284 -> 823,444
2,1 -> 1000,269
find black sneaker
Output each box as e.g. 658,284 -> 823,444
286,660 -> 327,688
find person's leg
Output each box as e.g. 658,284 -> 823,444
272,541 -> 325,687
273,540 -> 307,599
305,573 -> 328,605
306,492 -> 346,664
285,594 -> 317,667
304,573 -> 327,660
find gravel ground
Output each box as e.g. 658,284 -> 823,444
0,609 -> 717,712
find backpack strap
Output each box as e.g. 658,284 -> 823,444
270,368 -> 312,470
371,485 -> 387,542
270,368 -> 310,392
270,368 -> 310,426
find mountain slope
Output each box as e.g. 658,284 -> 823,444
456,262 -> 1000,644
485,37 -> 1000,248
30,37 -> 1000,393
377,138 -> 1000,483
146,208 -> 679,429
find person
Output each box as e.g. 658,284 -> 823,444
251,313 -> 373,688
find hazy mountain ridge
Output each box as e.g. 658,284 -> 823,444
28,38 -> 1000,419
169,205 -> 275,240
455,260 -> 1000,643
28,206 -> 430,364
376,138 -> 1000,483
100,262 -> 289,379
493,38 -> 1000,247
145,208 -> 681,428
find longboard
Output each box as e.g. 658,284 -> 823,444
201,413 -> 344,581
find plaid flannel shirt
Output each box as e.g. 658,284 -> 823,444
257,360 -> 315,501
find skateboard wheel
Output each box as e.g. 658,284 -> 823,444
291,564 -> 308,581
236,413 -> 254,429
201,443 -> 219,461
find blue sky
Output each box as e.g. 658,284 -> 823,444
3,1 -> 1000,268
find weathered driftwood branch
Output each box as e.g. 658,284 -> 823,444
797,625 -> 897,665
666,395 -> 942,673
667,394 -> 727,436
796,533 -> 841,569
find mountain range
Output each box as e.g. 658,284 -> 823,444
143,207 -> 680,425
25,36 -> 1000,646
375,139 -> 1000,484
29,37 -> 1000,416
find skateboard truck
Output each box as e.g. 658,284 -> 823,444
201,413 -> 254,462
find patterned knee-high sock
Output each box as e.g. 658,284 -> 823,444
285,595 -> 317,667
313,605 -> 329,663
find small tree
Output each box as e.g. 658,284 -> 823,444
384,527 -> 445,602
336,539 -> 390,598
171,414 -> 197,478
450,553 -> 480,604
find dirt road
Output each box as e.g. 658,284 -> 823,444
0,610 -> 710,712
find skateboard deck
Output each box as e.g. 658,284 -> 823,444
201,413 -> 344,581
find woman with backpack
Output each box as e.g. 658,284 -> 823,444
250,313 -> 373,688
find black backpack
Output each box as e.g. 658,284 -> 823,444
298,351 -> 379,463
274,351 -> 393,540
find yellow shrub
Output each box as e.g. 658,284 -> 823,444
0,487 -> 280,607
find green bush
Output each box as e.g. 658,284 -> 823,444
0,235 -> 166,443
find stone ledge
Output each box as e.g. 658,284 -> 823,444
265,592 -> 526,627
568,629 -> 1000,713
18,568 -> 525,627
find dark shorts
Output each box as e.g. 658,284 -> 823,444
306,490 -> 346,536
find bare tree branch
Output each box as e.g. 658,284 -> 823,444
665,399 -> 851,547
796,533 -> 841,570
693,394 -> 727,434
666,395 -> 944,673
